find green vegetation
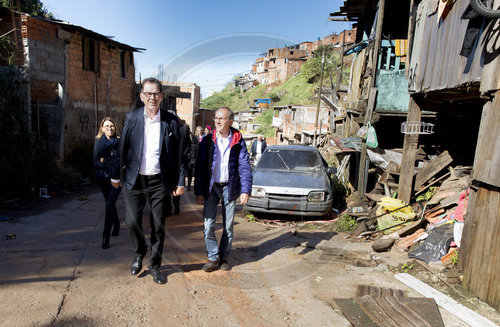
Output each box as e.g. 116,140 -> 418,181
401,263 -> 415,273
267,73 -> 316,106
1,0 -> 54,66
332,213 -> 358,232
0,36 -> 16,66
254,109 -> 274,137
201,73 -> 317,112
1,0 -> 54,17
451,250 -> 459,268
301,44 -> 350,87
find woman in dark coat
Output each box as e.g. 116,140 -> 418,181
93,117 -> 121,249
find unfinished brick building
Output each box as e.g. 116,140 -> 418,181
0,8 -> 142,160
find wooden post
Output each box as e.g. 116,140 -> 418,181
406,0 -> 417,78
357,87 -> 377,201
356,0 -> 385,202
398,96 -> 421,204
313,50 -> 325,146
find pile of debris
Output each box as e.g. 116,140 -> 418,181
346,150 -> 471,278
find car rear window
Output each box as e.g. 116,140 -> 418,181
257,149 -> 322,171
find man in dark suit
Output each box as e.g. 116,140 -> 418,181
118,77 -> 184,284
250,134 -> 267,163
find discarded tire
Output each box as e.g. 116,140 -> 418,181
470,0 -> 500,18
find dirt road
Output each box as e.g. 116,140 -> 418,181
0,187 -> 497,326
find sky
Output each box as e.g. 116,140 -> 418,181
42,0 -> 351,98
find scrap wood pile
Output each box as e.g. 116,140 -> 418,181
332,284 -> 445,327
349,150 -> 471,272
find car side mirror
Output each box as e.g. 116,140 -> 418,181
327,167 -> 337,175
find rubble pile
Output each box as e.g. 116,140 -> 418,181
333,145 -> 473,279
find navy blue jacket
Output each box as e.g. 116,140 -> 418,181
93,136 -> 120,180
119,107 -> 184,191
250,138 -> 267,156
194,127 -> 252,203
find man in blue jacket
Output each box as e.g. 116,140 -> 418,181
195,107 -> 252,272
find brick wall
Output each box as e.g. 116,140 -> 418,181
64,31 -> 136,157
163,82 -> 200,130
20,15 -> 137,159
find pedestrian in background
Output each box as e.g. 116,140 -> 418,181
186,125 -> 199,191
172,122 -> 192,213
93,117 -> 121,250
195,107 -> 252,272
250,134 -> 267,163
204,125 -> 212,136
195,125 -> 204,143
118,77 -> 184,284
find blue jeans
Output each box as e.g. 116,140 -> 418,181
203,184 -> 235,262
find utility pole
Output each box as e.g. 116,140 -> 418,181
335,30 -> 346,103
313,49 -> 325,147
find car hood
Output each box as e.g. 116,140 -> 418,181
252,169 -> 330,195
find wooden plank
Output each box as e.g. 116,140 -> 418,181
399,298 -> 445,327
472,93 -> 500,188
365,192 -> 384,202
357,87 -> 378,202
394,273 -> 499,327
480,6 -> 500,93
356,285 -> 406,298
460,188 -> 478,274
379,161 -> 399,183
464,186 -> 500,310
415,171 -> 451,195
414,151 -> 453,189
331,298 -> 378,327
398,96 -> 422,203
356,295 -> 432,327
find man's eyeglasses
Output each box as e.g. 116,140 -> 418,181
142,92 -> 162,98
214,117 -> 229,122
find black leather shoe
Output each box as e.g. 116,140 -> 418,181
202,260 -> 219,272
131,256 -> 143,275
102,234 -> 110,249
151,268 -> 166,284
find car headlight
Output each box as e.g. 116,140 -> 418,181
251,187 -> 266,197
308,191 -> 325,202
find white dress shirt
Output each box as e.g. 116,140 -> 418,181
213,130 -> 232,183
139,109 -> 161,175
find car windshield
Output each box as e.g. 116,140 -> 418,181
257,149 -> 323,171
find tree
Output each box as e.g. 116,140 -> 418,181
300,45 -> 348,90
1,1 -> 54,65
1,0 -> 54,17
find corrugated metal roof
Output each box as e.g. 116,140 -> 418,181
408,0 -> 482,93
330,0 -> 378,21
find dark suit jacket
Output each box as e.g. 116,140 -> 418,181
93,136 -> 120,180
250,139 -> 267,156
119,107 -> 184,191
